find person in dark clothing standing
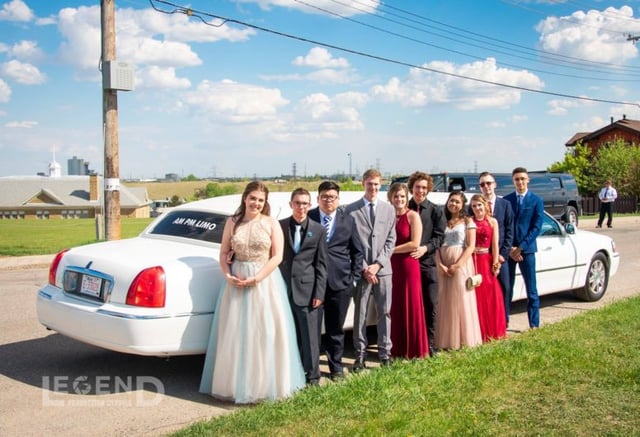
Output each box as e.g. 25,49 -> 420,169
407,171 -> 446,355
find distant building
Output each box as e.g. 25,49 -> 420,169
0,174 -> 151,220
68,156 -> 92,175
164,173 -> 180,182
565,115 -> 640,155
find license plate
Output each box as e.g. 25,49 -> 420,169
80,275 -> 102,298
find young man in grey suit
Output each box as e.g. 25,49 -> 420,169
346,169 -> 397,371
308,181 -> 364,380
280,188 -> 328,385
478,171 -> 514,324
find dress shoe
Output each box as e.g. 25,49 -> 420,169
306,378 -> 320,386
380,357 -> 393,366
595,225 -> 602,228
351,358 -> 366,373
607,225 -> 613,228
330,371 -> 344,381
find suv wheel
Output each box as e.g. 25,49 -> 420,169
564,206 -> 579,227
574,253 -> 608,302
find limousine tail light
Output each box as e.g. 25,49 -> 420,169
49,249 -> 70,286
126,267 -> 166,308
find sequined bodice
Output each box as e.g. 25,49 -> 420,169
231,216 -> 272,264
443,221 -> 475,247
473,217 -> 493,249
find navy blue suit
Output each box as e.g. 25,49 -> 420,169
492,197 -> 514,322
309,206 -> 364,375
504,191 -> 544,328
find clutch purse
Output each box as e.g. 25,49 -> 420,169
465,254 -> 483,290
466,274 -> 483,290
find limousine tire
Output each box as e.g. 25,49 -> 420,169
575,253 -> 608,302
563,206 -> 579,227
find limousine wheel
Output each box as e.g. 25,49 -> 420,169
574,253 -> 608,302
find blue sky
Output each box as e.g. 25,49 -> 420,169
1,0 -> 640,180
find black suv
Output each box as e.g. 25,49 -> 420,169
392,171 -> 582,225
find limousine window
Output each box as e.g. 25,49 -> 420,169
149,210 -> 227,243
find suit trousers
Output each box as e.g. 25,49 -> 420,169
353,275 -> 393,360
290,301 -> 321,382
317,286 -> 352,374
497,262 -> 512,324
419,264 -> 439,352
509,252 -> 540,328
597,202 -> 614,227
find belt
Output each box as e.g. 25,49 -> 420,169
474,248 -> 489,254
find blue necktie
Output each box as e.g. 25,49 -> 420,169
322,215 -> 332,242
293,224 -> 301,254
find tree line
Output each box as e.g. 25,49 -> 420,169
549,139 -> 640,196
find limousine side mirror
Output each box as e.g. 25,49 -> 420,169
564,223 -> 576,234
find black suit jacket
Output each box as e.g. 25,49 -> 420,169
409,198 -> 446,268
308,206 -> 364,291
279,217 -> 328,307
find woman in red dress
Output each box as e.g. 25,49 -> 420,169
469,194 -> 507,342
387,183 -> 429,359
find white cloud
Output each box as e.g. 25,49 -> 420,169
0,78 -> 10,102
4,120 -> 37,128
137,66 -> 191,89
6,40 -> 44,62
536,6 -> 640,63
293,47 -> 349,69
0,0 -> 33,22
371,58 -> 544,110
291,92 -> 365,138
55,5 -> 251,85
130,8 -> 255,44
236,0 -> 380,17
546,97 -> 594,116
181,79 -> 289,123
1,60 -> 46,84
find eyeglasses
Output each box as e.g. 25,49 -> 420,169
292,201 -> 310,208
320,195 -> 338,202
479,181 -> 495,187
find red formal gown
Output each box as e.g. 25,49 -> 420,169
473,217 -> 507,342
390,211 -> 429,358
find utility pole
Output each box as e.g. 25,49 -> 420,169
101,0 -> 121,240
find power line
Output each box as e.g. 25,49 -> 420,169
294,0 -> 640,82
149,0 -> 639,107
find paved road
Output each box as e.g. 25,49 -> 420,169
0,217 -> 638,436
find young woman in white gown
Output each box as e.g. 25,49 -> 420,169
199,181 -> 305,403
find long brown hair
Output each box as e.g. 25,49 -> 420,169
233,181 -> 270,233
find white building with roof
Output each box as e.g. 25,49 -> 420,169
0,174 -> 151,220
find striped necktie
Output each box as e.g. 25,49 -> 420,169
322,215 -> 332,242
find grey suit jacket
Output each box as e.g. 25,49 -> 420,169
279,218 -> 328,307
345,198 -> 396,277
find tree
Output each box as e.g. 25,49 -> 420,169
593,139 -> 640,196
548,142 -> 593,195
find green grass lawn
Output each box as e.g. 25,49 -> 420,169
176,296 -> 640,436
0,218 -> 153,256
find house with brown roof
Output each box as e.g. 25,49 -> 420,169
565,115 -> 640,155
0,174 -> 151,220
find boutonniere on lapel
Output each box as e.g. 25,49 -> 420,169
306,231 -> 314,238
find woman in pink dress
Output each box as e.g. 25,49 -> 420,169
434,191 -> 482,350
387,183 -> 429,359
469,194 -> 507,342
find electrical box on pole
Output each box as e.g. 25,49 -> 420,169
102,61 -> 135,91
